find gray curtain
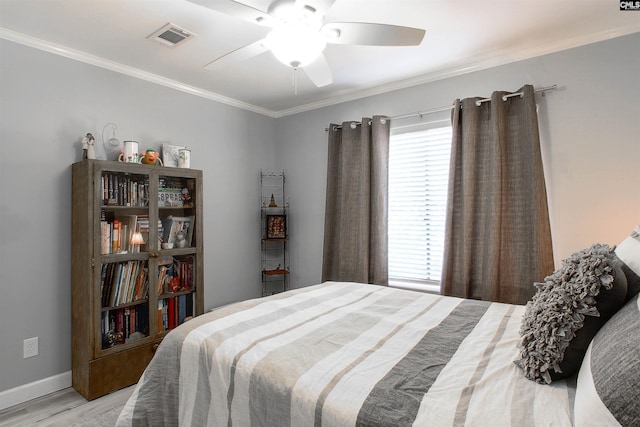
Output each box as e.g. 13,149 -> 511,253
441,85 -> 554,305
322,116 -> 390,285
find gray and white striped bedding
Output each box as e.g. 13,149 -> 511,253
117,282 -> 575,426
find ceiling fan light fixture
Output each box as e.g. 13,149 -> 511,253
265,23 -> 326,68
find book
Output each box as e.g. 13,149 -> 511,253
124,308 -> 130,339
116,309 -> 125,344
117,215 -> 138,252
168,298 -> 175,330
112,220 -> 122,253
137,303 -> 149,335
129,306 -> 136,338
158,301 -> 164,333
178,295 -> 187,325
109,263 -> 122,307
100,221 -> 110,254
101,263 -> 115,307
100,211 -> 115,254
186,294 -> 193,318
133,263 -> 147,301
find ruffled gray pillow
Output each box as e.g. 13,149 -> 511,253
514,243 -> 627,384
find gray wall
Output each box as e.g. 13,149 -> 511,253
0,38 -> 277,392
1,32 -> 639,395
279,32 -> 640,290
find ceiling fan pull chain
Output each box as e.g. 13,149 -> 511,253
293,67 -> 298,96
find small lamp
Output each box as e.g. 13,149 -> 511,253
130,229 -> 145,253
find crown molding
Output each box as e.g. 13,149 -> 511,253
0,27 -> 278,118
3,24 -> 639,119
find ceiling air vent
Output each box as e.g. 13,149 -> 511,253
148,23 -> 196,48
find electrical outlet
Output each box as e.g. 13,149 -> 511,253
24,337 -> 38,358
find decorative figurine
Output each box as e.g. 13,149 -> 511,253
170,276 -> 181,293
102,330 -> 123,348
181,188 -> 193,207
269,194 -> 278,207
141,149 -> 163,165
176,231 -> 186,248
82,133 -> 96,160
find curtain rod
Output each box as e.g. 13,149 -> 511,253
326,85 -> 557,131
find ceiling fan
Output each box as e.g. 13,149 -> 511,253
188,0 -> 426,87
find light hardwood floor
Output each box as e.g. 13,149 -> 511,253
0,385 -> 134,427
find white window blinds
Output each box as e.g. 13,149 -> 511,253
388,126 -> 452,287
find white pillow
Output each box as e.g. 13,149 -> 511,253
615,224 -> 640,276
574,342 -> 621,427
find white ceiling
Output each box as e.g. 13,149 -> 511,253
1,0 -> 639,117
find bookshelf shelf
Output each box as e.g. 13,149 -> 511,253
71,160 -> 204,400
263,269 -> 290,276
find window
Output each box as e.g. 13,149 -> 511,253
388,125 -> 452,292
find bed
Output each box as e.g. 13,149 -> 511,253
116,282 -> 575,426
117,228 -> 640,427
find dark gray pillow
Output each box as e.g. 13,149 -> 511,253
514,243 -> 627,384
574,293 -> 640,426
620,263 -> 640,301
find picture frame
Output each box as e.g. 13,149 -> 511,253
161,215 -> 194,246
266,215 -> 286,239
162,144 -> 186,168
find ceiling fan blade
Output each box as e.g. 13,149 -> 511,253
204,39 -> 269,70
322,22 -> 425,46
296,0 -> 336,16
302,53 -> 333,87
187,0 -> 274,27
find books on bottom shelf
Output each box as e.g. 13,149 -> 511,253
101,304 -> 149,349
158,295 -> 193,332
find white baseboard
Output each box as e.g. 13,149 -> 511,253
0,371 -> 72,411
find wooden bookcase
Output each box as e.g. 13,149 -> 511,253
71,160 -> 203,400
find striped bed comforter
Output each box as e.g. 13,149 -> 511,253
117,282 -> 575,426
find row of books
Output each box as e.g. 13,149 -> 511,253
158,295 -> 193,332
101,255 -> 194,308
101,304 -> 149,349
157,255 -> 195,295
137,215 -> 163,247
101,260 -> 149,307
102,172 -> 149,207
100,213 -> 164,254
